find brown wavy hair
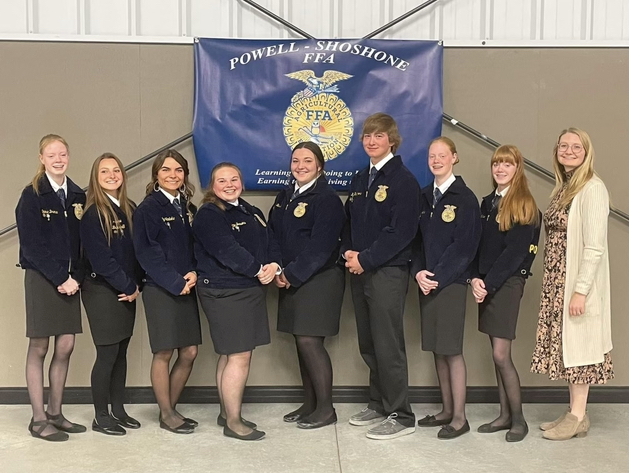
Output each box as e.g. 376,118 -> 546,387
145,149 -> 195,209
202,162 -> 244,211
32,134 -> 70,194
490,145 -> 539,231
85,153 -> 135,244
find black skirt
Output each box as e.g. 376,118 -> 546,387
25,269 -> 82,338
81,278 -> 136,346
419,283 -> 467,355
478,276 -> 525,340
277,266 -> 345,336
198,285 -> 270,355
142,285 -> 201,353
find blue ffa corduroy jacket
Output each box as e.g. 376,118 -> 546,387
268,175 -> 345,288
340,156 -> 421,272
133,191 -> 196,296
411,176 -> 481,289
81,203 -> 144,296
16,176 -> 86,286
193,198 -> 281,289
473,191 -> 541,294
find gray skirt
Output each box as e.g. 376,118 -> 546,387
419,283 -> 467,355
25,269 -> 82,338
277,266 -> 345,336
478,276 -> 525,340
81,278 -> 136,346
142,285 -> 201,353
198,285 -> 270,355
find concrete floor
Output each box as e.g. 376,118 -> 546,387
0,403 -> 626,473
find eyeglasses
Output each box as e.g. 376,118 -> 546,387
557,143 -> 583,153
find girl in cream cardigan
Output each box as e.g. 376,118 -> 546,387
531,127 -> 613,441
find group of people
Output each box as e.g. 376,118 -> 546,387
15,113 -> 613,445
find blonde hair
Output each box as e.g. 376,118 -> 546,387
429,136 -> 459,164
551,127 -> 595,209
490,145 -> 539,231
202,162 -> 244,211
32,134 -> 69,194
360,113 -> 402,154
85,153 -> 135,245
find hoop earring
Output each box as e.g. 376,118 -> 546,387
153,181 -> 160,192
179,183 -> 187,194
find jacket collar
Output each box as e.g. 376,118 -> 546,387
38,175 -> 84,197
284,174 -> 329,199
152,189 -> 185,207
358,155 -> 403,179
422,175 -> 467,197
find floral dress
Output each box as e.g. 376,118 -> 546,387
530,181 -> 614,384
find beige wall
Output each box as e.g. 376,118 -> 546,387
1,43 -> 627,389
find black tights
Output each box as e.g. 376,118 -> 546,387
487,336 -> 527,433
291,335 -> 334,423
26,335 -> 76,434
91,337 -> 131,421
433,353 -> 467,430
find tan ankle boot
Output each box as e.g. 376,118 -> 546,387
540,409 -> 569,431
542,413 -> 588,440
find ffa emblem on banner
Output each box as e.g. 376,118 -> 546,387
283,70 -> 354,161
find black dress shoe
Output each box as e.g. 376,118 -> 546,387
477,422 -> 511,433
92,418 -> 126,436
417,414 -> 453,427
506,423 -> 529,442
182,417 -> 198,427
111,413 -> 141,429
46,412 -> 87,433
223,425 -> 265,441
28,418 -> 69,442
438,420 -> 470,439
159,419 -> 195,434
297,411 -> 338,430
217,414 -> 257,429
283,409 -> 312,423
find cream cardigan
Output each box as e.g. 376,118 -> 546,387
562,175 -> 612,368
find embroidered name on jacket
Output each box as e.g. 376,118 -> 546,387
41,209 -> 59,221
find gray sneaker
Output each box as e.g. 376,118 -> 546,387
349,407 -> 386,426
366,414 -> 416,440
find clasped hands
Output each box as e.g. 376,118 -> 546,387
258,263 -> 280,286
179,271 -> 197,295
344,250 -> 364,275
471,278 -> 487,303
416,270 -> 438,295
57,276 -> 79,296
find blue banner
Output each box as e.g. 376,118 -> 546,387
193,38 -> 443,190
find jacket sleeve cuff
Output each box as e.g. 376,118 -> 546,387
357,252 -> 373,272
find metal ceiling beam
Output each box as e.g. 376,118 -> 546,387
363,0 -> 441,39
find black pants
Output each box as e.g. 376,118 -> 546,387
350,265 -> 415,427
